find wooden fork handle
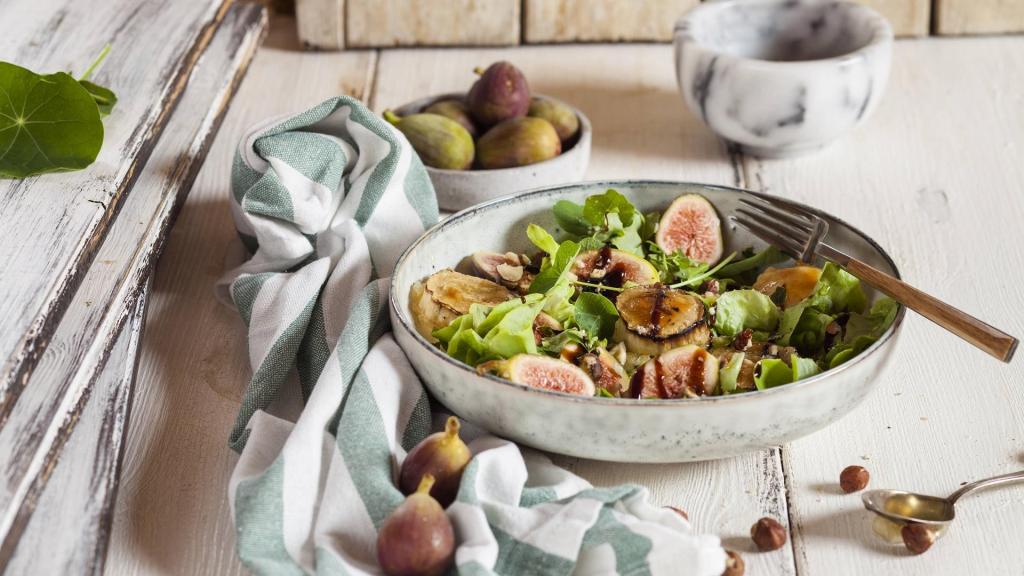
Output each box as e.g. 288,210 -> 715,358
844,257 -> 1018,363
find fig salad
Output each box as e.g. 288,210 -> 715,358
409,189 -> 898,399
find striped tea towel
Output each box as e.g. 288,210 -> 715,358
218,96 -> 728,576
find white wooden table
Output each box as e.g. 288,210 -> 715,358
105,17 -> 1024,576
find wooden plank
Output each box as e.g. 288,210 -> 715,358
0,4 -> 267,567
741,37 -> 1024,575
523,0 -> 698,43
346,0 -> 520,47
935,0 -> 1024,35
103,19 -> 375,576
0,0 -> 231,420
854,0 -> 930,37
373,45 -> 796,575
295,0 -> 345,50
6,292 -> 148,576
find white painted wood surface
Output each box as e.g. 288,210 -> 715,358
106,26 -> 1024,576
0,0 -> 231,444
7,293 -> 148,576
0,4 -> 267,567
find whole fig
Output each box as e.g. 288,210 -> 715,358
476,117 -> 561,170
377,475 -> 455,576
466,61 -> 530,129
424,99 -> 478,137
399,416 -> 471,507
527,97 -> 579,143
383,110 -> 474,170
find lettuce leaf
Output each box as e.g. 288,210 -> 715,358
778,262 -> 868,347
824,297 -> 899,368
753,355 -> 821,390
719,352 -> 745,394
433,296 -> 544,366
714,289 -> 781,337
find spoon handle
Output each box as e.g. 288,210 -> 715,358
947,469 -> 1024,504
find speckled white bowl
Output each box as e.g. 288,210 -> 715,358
674,0 -> 893,158
392,93 -> 591,212
390,181 -> 905,463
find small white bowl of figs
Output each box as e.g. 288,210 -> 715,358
385,62 -> 591,212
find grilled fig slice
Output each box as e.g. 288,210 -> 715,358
578,348 -> 628,396
399,416 -> 471,508
572,247 -> 660,289
377,475 -> 455,576
613,285 -> 710,355
409,270 -> 514,341
480,354 -> 595,396
753,266 -> 822,308
655,194 -> 724,264
630,345 -> 720,399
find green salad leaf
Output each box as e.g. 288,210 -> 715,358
713,289 -> 781,337
714,246 -> 787,284
573,292 -> 619,341
527,223 -> 560,260
0,47 -> 117,179
754,355 -> 821,390
824,297 -> 898,368
550,190 -> 646,256
434,296 -> 545,365
647,242 -> 709,284
719,352 -> 744,394
778,262 -> 868,346
553,200 -> 591,236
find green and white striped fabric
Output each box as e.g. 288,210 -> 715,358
219,96 -> 727,576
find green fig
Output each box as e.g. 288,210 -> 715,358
476,117 -> 561,170
399,416 -> 471,508
383,110 -> 474,170
528,97 -> 580,143
424,99 -> 478,138
377,475 -> 455,576
467,61 -> 530,129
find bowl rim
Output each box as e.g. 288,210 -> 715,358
391,92 -> 592,177
673,0 -> 894,67
390,179 -> 906,407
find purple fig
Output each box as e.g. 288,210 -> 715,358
383,110 -> 474,170
528,97 -> 579,143
399,416 -> 471,508
476,117 -> 561,170
424,99 -> 478,137
377,475 -> 455,576
466,61 -> 530,128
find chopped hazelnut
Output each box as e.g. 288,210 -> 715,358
732,328 -> 753,351
839,465 -> 870,493
901,523 -> 935,555
750,517 -> 787,551
722,550 -> 745,576
496,263 -> 524,283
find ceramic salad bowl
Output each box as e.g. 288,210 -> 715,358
389,181 -> 904,462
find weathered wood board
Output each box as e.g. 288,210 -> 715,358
6,293 -> 148,576
855,0 -> 931,37
0,0 -> 233,448
0,3 -> 267,569
523,0 -> 699,43
737,37 -> 1024,576
296,0 -> 345,50
346,0 -> 520,48
935,0 -> 1024,35
105,22 -> 376,576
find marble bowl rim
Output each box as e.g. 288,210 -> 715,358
390,179 -> 907,407
673,0 -> 894,67
391,92 -> 592,177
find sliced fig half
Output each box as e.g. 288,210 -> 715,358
469,251 -> 533,294
482,354 -> 595,396
630,345 -> 720,399
613,286 -> 711,355
655,194 -> 724,264
578,348 -> 628,396
573,247 -> 660,289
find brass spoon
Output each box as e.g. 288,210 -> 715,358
862,470 -> 1024,543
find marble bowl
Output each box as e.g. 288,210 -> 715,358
392,93 -> 591,212
390,180 -> 905,463
674,0 -> 893,158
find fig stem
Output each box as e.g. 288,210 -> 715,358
668,251 -> 738,289
572,280 -> 624,293
382,110 -> 401,126
473,66 -> 484,76
416,474 -> 436,495
444,416 -> 461,439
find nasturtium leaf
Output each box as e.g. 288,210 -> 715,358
0,62 -> 105,178
573,292 -> 619,341
79,80 -> 117,117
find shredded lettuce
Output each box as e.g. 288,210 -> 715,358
713,289 -> 781,337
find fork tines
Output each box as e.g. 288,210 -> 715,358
732,195 -> 828,263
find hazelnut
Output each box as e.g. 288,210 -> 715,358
666,506 -> 689,520
901,523 -> 935,555
750,517 -> 787,551
722,550 -> 744,576
839,465 -> 870,493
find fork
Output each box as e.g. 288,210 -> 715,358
732,193 -> 1019,363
